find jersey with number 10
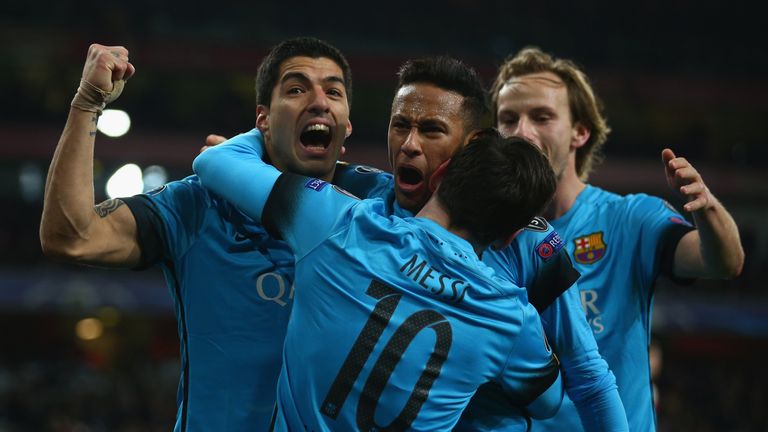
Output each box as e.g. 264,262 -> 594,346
271,175 -> 561,431
335,162 -> 626,431
120,129 -> 373,432
191,134 -> 562,431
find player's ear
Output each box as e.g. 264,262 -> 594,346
256,105 -> 270,136
338,121 -> 352,158
571,121 -> 590,149
464,128 -> 488,145
428,159 -> 451,193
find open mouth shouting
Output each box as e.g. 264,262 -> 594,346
299,122 -> 332,157
396,164 -> 426,195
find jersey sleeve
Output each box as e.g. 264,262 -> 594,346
540,285 -> 628,430
121,177 -> 211,268
497,303 -> 562,419
331,162 -> 394,199
192,129 -> 359,258
193,128 -> 278,222
626,195 -> 695,284
485,217 -> 580,312
261,173 -> 360,259
488,217 -> 627,429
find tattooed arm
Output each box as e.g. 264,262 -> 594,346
40,44 -> 142,268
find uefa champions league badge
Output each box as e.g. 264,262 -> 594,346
536,231 -> 564,261
304,178 -> 329,192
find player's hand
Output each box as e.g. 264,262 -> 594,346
662,148 -> 712,212
81,44 -> 135,93
200,134 -> 228,153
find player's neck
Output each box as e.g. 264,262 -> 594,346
543,170 -> 586,221
417,199 -> 485,258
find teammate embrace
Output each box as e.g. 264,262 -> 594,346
42,38 -> 743,431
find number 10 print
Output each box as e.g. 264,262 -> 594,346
321,280 -> 453,431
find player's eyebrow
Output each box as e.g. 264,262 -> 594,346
418,118 -> 450,130
280,72 -> 346,88
323,75 -> 345,87
280,71 -> 311,86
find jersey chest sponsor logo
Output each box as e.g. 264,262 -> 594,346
580,289 -> 605,334
255,272 -> 294,307
573,231 -> 607,264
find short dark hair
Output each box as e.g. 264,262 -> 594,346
255,37 -> 352,107
396,56 -> 491,131
437,131 -> 556,246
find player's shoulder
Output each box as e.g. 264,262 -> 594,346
487,271 -> 528,298
582,185 -> 671,218
616,191 -> 687,223
144,174 -> 204,196
333,162 -> 391,181
334,192 -> 387,233
334,161 -> 389,176
332,162 -> 392,199
512,216 -> 566,261
457,261 -> 528,307
588,185 -> 664,210
521,216 -> 553,237
142,174 -> 234,218
579,185 -> 623,206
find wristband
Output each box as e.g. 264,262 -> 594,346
70,79 -> 125,115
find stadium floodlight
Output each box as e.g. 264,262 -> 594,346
97,109 -> 131,137
143,165 -> 168,192
75,317 -> 104,341
106,163 -> 144,198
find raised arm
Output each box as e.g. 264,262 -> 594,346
40,44 -> 140,268
193,130 -> 359,257
662,148 -> 744,279
193,129 -> 279,222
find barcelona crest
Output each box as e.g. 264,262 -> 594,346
573,232 -> 606,264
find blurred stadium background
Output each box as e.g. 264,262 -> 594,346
1,1 -> 766,430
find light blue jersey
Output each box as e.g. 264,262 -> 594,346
193,132 -> 563,431
120,130 -> 377,431
334,161 -> 627,431
532,185 -> 694,432
474,227 -> 627,432
123,177 -> 294,431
